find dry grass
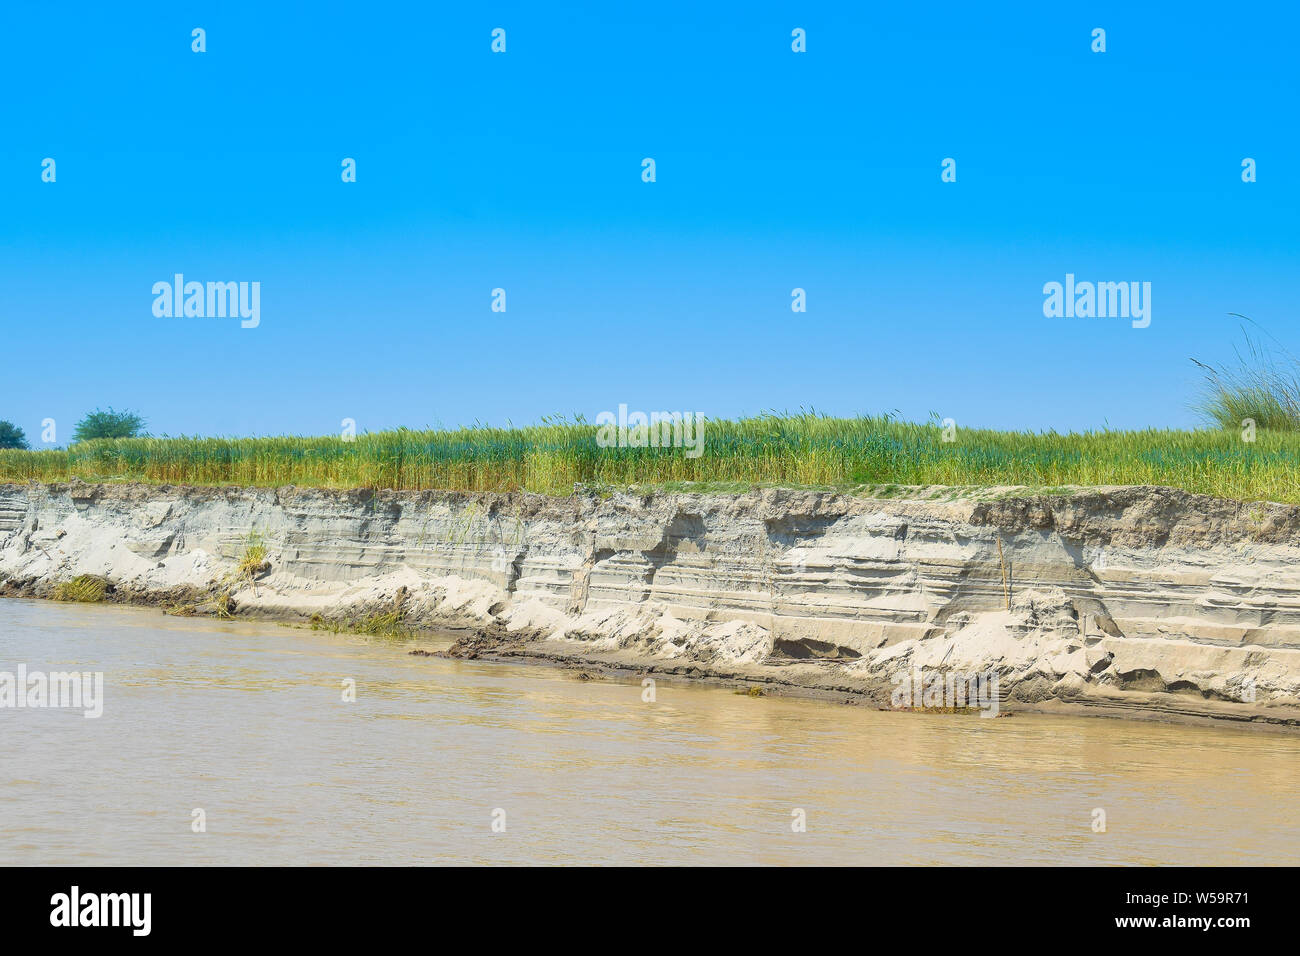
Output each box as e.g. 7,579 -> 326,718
51,575 -> 107,603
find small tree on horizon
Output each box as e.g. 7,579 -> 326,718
71,408 -> 147,443
0,420 -> 28,449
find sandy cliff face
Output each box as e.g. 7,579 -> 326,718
3,481 -> 1300,726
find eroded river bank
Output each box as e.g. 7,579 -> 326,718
5,482 -> 1300,729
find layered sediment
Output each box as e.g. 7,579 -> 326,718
4,480 -> 1300,727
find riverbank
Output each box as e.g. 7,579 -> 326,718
4,480 -> 1300,730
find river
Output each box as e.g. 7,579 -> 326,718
2,598 -> 1297,865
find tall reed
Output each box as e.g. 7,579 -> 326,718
2,412 -> 1299,502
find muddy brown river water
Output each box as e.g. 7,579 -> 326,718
1,598 -> 1296,865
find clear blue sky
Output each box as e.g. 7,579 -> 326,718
1,1 -> 1296,443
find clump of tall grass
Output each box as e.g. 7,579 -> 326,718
52,575 -> 107,603
232,532 -> 268,586
1192,319 -> 1300,431
354,608 -> 410,639
309,608 -> 410,639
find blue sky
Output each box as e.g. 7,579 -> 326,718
1,1 -> 1296,442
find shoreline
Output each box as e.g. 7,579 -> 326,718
438,644 -> 1300,734
5,479 -> 1300,732
5,593 -> 1294,734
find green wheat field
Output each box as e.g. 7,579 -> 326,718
1,413 -> 1297,503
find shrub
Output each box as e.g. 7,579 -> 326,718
72,408 -> 146,442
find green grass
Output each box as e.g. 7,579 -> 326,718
1,412 -> 1299,503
